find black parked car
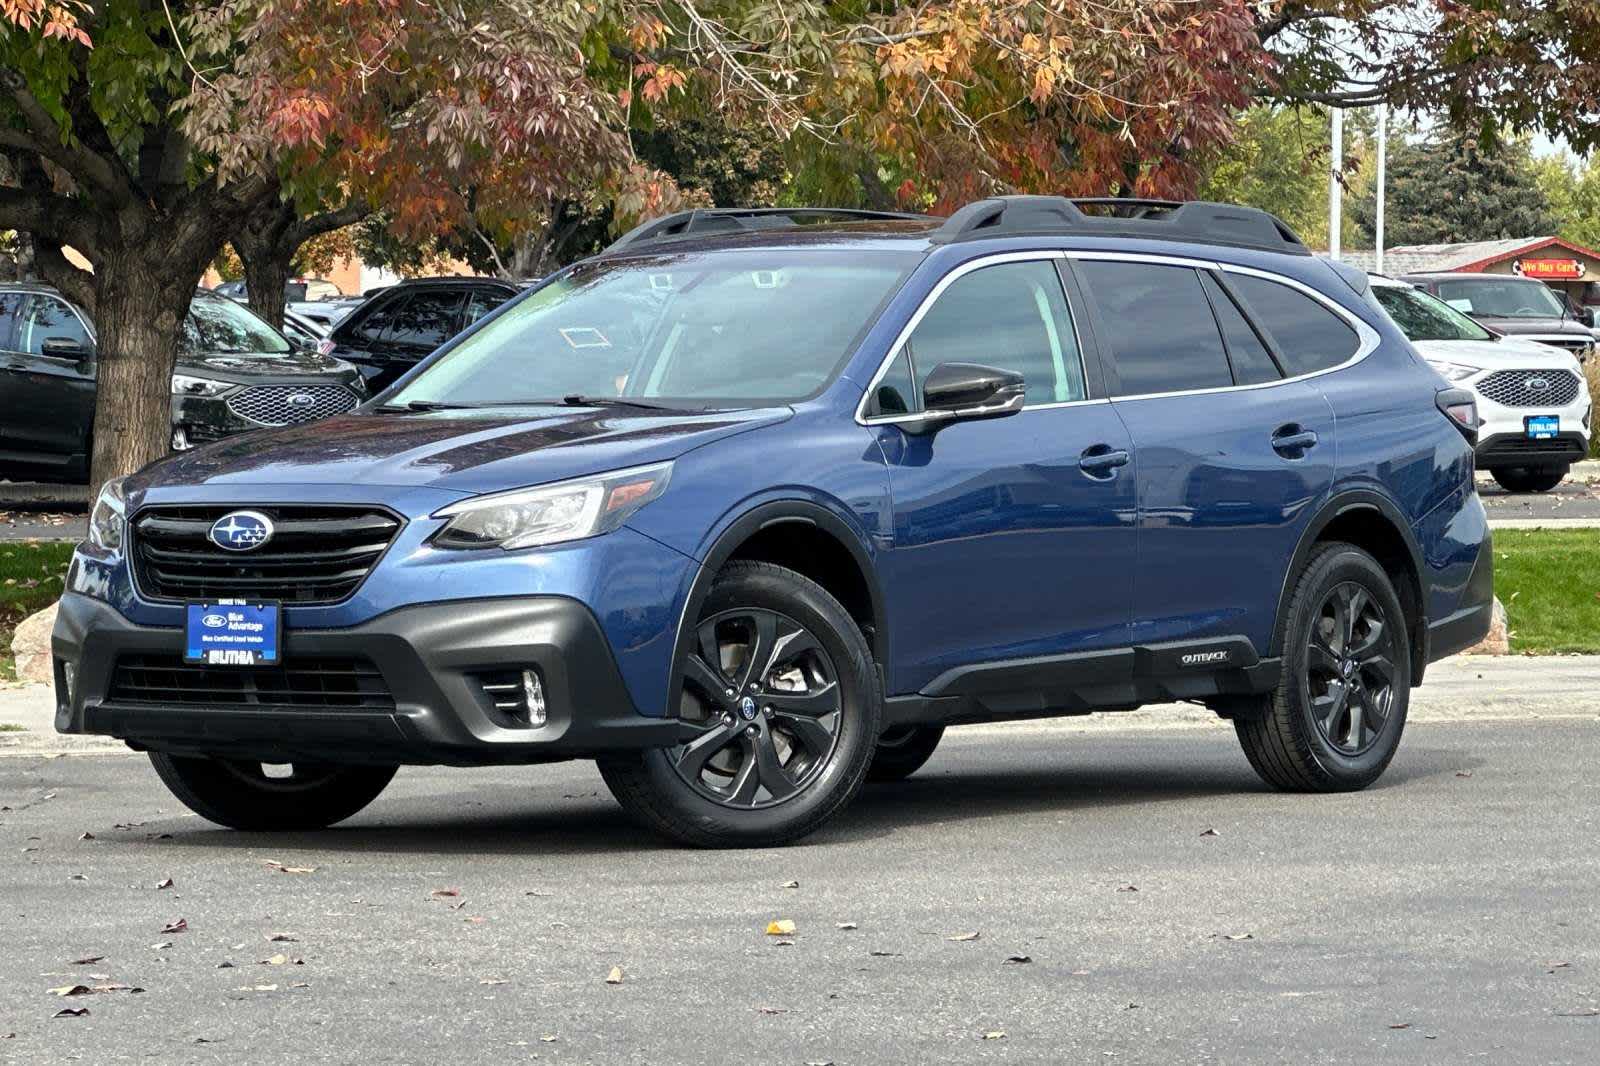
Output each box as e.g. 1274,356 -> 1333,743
0,284 -> 366,483
324,276 -> 518,390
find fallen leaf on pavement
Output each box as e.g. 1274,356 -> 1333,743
430,888 -> 461,899
869,950 -> 901,957
836,922 -> 857,930
946,932 -> 981,942
1118,884 -> 1139,892
781,880 -> 800,889
755,1006 -> 794,1015
52,1007 -> 89,1018
772,939 -> 795,947
263,861 -> 315,875
160,918 -> 188,935
70,956 -> 105,966
540,1035 -> 558,1043
267,933 -> 297,943
46,985 -> 92,997
1004,955 -> 1032,964
982,1030 -> 1006,1040
262,954 -> 301,966
1456,771 -> 1473,778
1555,1007 -> 1600,1017
479,978 -> 508,986
1217,933 -> 1254,942
766,919 -> 796,936
605,966 -> 624,985
151,942 -> 173,951
155,878 -> 174,890
1388,1023 -> 1411,1030
78,832 -> 94,841
1199,827 -> 1219,837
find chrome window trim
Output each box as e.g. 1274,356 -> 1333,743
854,249 -> 1384,423
854,250 -> 1092,425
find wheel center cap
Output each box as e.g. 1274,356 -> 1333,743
1340,659 -> 1356,679
738,696 -> 758,721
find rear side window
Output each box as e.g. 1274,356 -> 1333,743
1229,274 -> 1359,376
384,290 -> 466,349
1200,274 -> 1281,385
1076,261 -> 1233,395
901,260 -> 1086,408
340,291 -> 406,346
0,292 -> 25,350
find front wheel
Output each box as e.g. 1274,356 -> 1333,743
149,754 -> 396,830
598,561 -> 881,847
1235,542 -> 1411,792
1490,465 -> 1567,493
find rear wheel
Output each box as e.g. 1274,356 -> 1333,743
1235,542 -> 1411,792
598,561 -> 881,847
1490,464 -> 1567,493
867,725 -> 945,782
149,753 -> 396,830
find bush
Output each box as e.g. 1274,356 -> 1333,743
1588,359 -> 1600,459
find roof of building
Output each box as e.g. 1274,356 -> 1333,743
1333,235 -> 1600,275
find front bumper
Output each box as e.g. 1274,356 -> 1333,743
52,592 -> 693,766
170,384 -> 363,448
1474,431 -> 1589,469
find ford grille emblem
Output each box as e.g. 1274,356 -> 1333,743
285,392 -> 317,407
208,510 -> 274,552
1525,377 -> 1551,392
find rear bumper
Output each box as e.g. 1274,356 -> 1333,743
1425,530 -> 1496,664
51,592 -> 691,766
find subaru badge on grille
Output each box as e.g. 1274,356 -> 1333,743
208,511 -> 274,551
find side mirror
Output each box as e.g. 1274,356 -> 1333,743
904,362 -> 1026,434
40,336 -> 91,359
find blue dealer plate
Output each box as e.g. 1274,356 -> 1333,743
184,601 -> 281,666
1526,415 -> 1560,440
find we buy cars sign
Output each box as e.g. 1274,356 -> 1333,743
1513,258 -> 1586,280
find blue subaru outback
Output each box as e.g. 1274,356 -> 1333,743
54,198 -> 1493,846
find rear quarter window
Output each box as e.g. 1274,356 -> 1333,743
1229,274 -> 1360,376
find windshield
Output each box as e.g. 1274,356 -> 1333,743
1432,277 -> 1566,319
1371,284 -> 1494,342
387,248 -> 919,409
182,295 -> 292,355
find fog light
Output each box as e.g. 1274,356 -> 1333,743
58,659 -> 76,706
521,669 -> 547,727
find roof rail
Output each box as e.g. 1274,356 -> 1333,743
931,196 -> 1309,256
604,207 -> 934,253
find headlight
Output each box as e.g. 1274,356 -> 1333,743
1424,359 -> 1481,382
431,462 -> 672,551
87,477 -> 128,553
171,374 -> 235,397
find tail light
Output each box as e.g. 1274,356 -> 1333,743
1436,387 -> 1479,445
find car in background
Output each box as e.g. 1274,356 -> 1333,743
324,276 -> 519,389
0,284 -> 366,483
1369,274 -> 1591,493
1402,272 -> 1596,363
214,276 -> 344,303
280,309 -> 330,348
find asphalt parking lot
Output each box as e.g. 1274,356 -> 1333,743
2,659 -> 1596,1065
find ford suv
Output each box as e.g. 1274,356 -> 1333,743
53,199 -> 1494,847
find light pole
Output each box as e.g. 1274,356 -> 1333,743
1329,107 -> 1343,260
1375,104 -> 1388,273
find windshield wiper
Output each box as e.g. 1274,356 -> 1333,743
374,400 -> 480,413
559,394 -> 677,411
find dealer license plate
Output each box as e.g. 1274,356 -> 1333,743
184,600 -> 281,666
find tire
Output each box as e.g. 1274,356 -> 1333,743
598,561 -> 882,847
149,753 -> 397,830
1235,542 -> 1411,792
866,725 -> 945,782
1490,465 -> 1567,493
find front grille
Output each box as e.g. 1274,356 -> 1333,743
131,505 -> 402,605
109,654 -> 394,709
1476,369 -> 1581,408
226,384 -> 359,426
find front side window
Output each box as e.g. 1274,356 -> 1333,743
1432,277 -> 1566,319
18,296 -> 92,355
899,260 -> 1086,409
180,296 -> 290,355
463,288 -> 511,327
384,290 -> 466,349
1230,274 -> 1360,376
1371,284 -> 1493,342
0,292 -> 30,350
390,249 -> 919,409
1076,261 -> 1234,395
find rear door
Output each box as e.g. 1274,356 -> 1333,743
1071,256 -> 1339,660
0,294 -> 97,468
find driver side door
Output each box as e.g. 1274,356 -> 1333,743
0,294 -> 96,469
868,255 -> 1138,704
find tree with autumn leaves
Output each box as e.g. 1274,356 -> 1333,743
4,0 -> 1600,487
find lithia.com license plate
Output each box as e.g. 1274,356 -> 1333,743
184,600 -> 281,665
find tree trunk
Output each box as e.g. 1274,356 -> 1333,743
239,241 -> 293,329
87,256 -> 195,491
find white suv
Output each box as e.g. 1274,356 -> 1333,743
1369,274 -> 1592,493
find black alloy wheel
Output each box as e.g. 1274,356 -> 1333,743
1305,582 -> 1398,757
672,607 -> 844,809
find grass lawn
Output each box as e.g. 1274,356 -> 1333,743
0,541 -> 74,680
1494,529 -> 1600,654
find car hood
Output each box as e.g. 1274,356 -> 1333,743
1412,338 -> 1584,372
1470,315 -> 1591,338
132,406 -> 792,498
176,348 -> 359,384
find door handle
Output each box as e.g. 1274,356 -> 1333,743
1271,425 -> 1319,457
1078,445 -> 1131,478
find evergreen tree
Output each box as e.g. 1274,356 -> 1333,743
1352,135 -> 1555,246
